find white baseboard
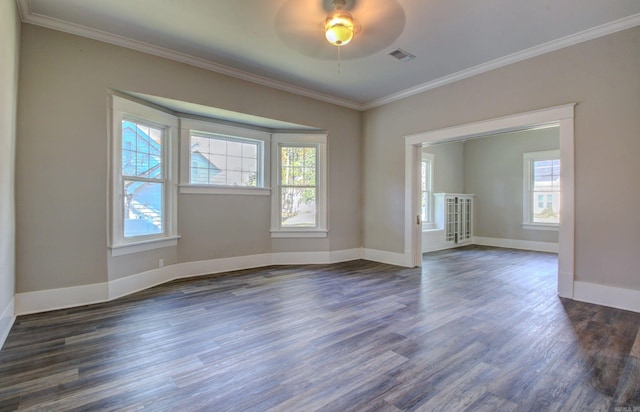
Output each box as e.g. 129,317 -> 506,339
15,248 -> 365,316
15,282 -> 108,316
0,297 -> 16,350
11,249 -> 640,317
363,248 -> 411,267
473,237 -> 559,253
572,281 -> 640,313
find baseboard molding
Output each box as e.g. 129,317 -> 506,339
15,282 -> 108,316
11,249 -> 640,318
0,297 -> 16,350
15,249 -> 365,316
363,248 -> 411,267
473,237 -> 559,253
573,281 -> 640,313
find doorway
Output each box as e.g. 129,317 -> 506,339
403,104 -> 575,298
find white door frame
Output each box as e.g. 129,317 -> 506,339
404,104 -> 575,298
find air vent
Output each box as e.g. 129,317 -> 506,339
388,48 -> 416,62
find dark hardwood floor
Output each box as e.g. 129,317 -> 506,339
1,246 -> 639,411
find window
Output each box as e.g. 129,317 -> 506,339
110,96 -> 179,255
421,152 -> 434,228
271,133 -> 327,237
523,150 -> 560,230
180,119 -> 270,195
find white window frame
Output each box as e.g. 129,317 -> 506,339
179,118 -> 270,195
523,149 -> 560,231
421,152 -> 435,229
271,133 -> 327,238
109,95 -> 179,256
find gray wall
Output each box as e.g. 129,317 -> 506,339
423,141 -> 464,194
363,26 -> 640,291
423,128 -> 559,244
0,0 -> 20,327
16,24 -> 362,291
464,128 -> 559,243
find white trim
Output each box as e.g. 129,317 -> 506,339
16,1 -> 361,111
473,237 -> 558,253
14,249 -> 363,315
406,104 -> 574,145
556,116 -> 575,298
17,1 -> 640,111
523,149 -> 560,228
179,186 -> 271,196
421,152 -> 435,225
363,248 -> 412,267
180,118 -> 271,191
404,104 -> 575,298
573,281 -> 640,314
0,298 -> 16,350
15,283 -> 108,316
110,236 -> 180,257
522,223 -> 559,231
14,250 -> 640,315
271,134 -> 328,236
270,230 -> 328,238
362,14 -> 640,110
109,95 -> 179,251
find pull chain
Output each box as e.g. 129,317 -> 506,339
337,45 -> 342,75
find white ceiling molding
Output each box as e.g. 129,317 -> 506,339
363,13 -> 640,111
17,0 -> 640,112
16,0 -> 364,111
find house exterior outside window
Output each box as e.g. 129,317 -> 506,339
179,119 -> 270,195
110,96 -> 179,256
271,133 -> 327,238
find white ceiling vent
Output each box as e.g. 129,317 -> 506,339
388,48 -> 416,62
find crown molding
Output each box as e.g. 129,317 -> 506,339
16,0 -> 364,111
362,13 -> 640,110
16,0 -> 640,112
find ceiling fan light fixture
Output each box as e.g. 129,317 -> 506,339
325,4 -> 354,46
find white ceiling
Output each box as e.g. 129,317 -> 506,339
18,0 -> 640,110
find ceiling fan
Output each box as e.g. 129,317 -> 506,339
275,0 -> 405,60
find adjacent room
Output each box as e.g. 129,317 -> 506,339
1,0 -> 639,410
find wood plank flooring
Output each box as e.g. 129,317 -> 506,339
1,246 -> 639,411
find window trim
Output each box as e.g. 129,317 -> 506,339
179,118 -> 270,195
109,95 -> 179,255
270,133 -> 328,237
421,152 -> 435,230
523,149 -> 560,231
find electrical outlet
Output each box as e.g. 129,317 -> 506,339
158,259 -> 164,268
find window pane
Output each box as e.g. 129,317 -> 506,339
122,120 -> 163,178
242,143 -> 257,158
530,157 -> 560,224
242,172 -> 257,187
281,187 -> 316,227
209,139 -> 226,154
226,171 -> 242,185
124,180 -> 163,237
280,146 -> 316,187
227,141 -> 242,157
190,134 -> 260,187
190,167 -> 209,184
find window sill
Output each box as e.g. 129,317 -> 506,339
270,230 -> 328,238
522,223 -> 559,231
110,235 -> 180,257
179,185 -> 270,195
